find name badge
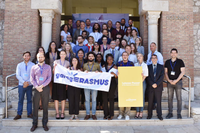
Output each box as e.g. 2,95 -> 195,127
171,71 -> 175,75
39,77 -> 44,81
24,73 -> 28,77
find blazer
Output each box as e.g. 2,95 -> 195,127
147,63 -> 164,91
104,48 -> 120,65
73,29 -> 89,43
100,44 -> 111,54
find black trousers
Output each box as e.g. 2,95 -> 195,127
32,86 -> 50,126
80,89 -> 85,105
148,89 -> 162,117
97,91 -> 103,106
68,86 -> 81,115
102,80 -> 117,117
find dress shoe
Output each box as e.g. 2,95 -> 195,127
13,115 -> 21,120
108,116 -> 114,120
158,116 -> 163,121
177,114 -> 182,119
27,114 -> 33,118
92,115 -> 97,120
43,125 -> 49,131
147,116 -> 152,119
166,113 -> 173,119
84,115 -> 90,120
30,125 -> 37,132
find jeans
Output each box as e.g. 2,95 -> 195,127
17,85 -> 33,116
167,80 -> 182,114
84,89 -> 98,115
136,81 -> 146,112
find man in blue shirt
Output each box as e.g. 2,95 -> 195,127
73,35 -> 89,58
146,42 -> 164,65
85,19 -> 93,34
14,51 -> 35,120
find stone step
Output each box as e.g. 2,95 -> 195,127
2,117 -> 193,127
7,108 -> 189,118
10,100 -> 186,110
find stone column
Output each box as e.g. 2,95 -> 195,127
39,10 -> 55,52
146,11 -> 161,53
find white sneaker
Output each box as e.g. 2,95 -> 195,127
125,115 -> 130,120
118,115 -> 123,120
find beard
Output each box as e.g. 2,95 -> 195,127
88,59 -> 94,62
38,60 -> 44,63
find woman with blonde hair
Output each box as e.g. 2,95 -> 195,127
135,37 -> 144,56
65,43 -> 75,61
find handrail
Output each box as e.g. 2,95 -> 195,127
5,73 -> 17,118
163,75 -> 191,118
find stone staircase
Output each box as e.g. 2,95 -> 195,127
1,100 -> 194,126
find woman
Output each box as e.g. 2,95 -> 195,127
102,23 -> 111,38
93,42 -> 102,55
130,43 -> 137,60
130,29 -> 138,44
61,24 -> 70,42
102,54 -> 118,120
115,38 -> 121,51
65,43 -> 75,61
45,41 -> 60,102
95,53 -> 105,110
119,39 -> 127,55
100,36 -> 110,54
86,36 -> 94,52
135,37 -> 145,56
123,26 -> 132,45
118,45 -> 137,64
58,41 -> 66,52
68,57 -> 82,120
134,53 -> 148,119
53,50 -> 70,119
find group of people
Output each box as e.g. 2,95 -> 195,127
14,18 -> 185,132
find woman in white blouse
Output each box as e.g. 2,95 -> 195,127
134,53 -> 148,119
118,45 -> 137,64
130,29 -> 138,44
60,24 -> 70,42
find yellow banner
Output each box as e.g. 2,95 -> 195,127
118,67 -> 143,107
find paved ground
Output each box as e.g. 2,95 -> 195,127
1,123 -> 200,133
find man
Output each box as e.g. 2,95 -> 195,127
66,34 -> 76,49
107,20 -> 114,33
73,21 -> 89,43
73,20 -> 81,36
111,21 -> 124,40
120,18 -> 127,31
89,23 -> 103,42
73,35 -> 89,57
104,40 -> 120,65
83,52 -> 101,120
76,30 -> 88,45
165,48 -> 185,119
14,51 -> 35,120
147,42 -> 164,65
67,19 -> 73,37
128,19 -> 139,36
98,29 -> 111,45
147,54 -> 164,121
85,19 -> 93,34
30,53 -> 52,132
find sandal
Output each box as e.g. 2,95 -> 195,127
55,113 -> 60,119
69,115 -> 74,120
134,112 -> 140,119
74,115 -> 79,120
60,113 -> 65,119
138,112 -> 143,119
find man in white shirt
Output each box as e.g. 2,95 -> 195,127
89,23 -> 102,42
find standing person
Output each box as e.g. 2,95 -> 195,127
135,37 -> 145,56
102,54 -> 118,120
14,51 -> 35,120
120,18 -> 127,31
102,23 -> 111,39
98,29 -> 111,45
130,29 -> 138,43
53,50 -> 70,119
118,45 -> 137,64
65,43 -> 75,61
93,42 -> 102,55
130,43 -> 138,63
165,48 -> 185,119
146,42 -> 164,65
115,38 -> 121,51
76,30 -> 88,45
73,21 -> 89,43
117,52 -> 134,120
85,19 -> 93,34
107,20 -> 114,35
30,53 -> 52,132
45,41 -> 60,102
123,26 -> 132,45
73,35 -> 89,57
83,52 -> 101,120
67,19 -> 73,37
61,24 -> 70,42
89,23 -> 103,42
111,21 -> 124,40
100,36 -> 111,54
147,54 -> 164,121
58,41 -> 66,52
128,19 -> 139,36
104,40 -> 120,65
134,53 -> 148,119
119,39 -> 127,56
73,20 -> 81,38
68,57 -> 82,120
86,36 -> 95,52
66,34 -> 76,49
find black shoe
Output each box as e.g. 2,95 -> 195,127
177,114 -> 182,119
147,116 -> 152,119
166,113 -> 173,119
158,116 -> 163,121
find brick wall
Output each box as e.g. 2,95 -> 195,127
0,0 -> 4,75
52,13 -> 61,47
3,0 -> 41,86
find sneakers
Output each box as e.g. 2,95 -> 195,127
125,115 -> 130,120
117,115 -> 123,120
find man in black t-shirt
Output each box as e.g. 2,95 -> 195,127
164,48 -> 185,119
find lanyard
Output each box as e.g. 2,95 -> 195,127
39,65 -> 43,75
79,59 -> 84,68
25,63 -> 28,72
106,64 -> 114,72
60,60 -> 65,66
51,52 -> 56,61
170,60 -> 176,71
88,63 -> 94,72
